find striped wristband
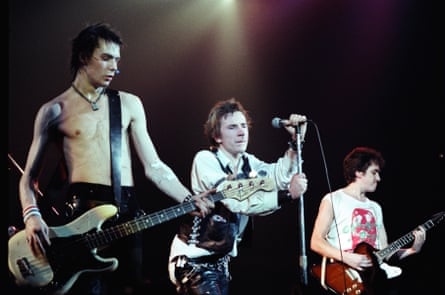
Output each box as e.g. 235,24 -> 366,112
23,205 -> 41,224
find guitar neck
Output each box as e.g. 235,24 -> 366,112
376,217 -> 438,261
86,192 -> 225,249
81,177 -> 274,250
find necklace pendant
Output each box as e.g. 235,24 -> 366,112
91,102 -> 99,111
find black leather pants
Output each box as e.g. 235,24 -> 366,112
174,256 -> 230,295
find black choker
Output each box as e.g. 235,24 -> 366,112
72,84 -> 106,111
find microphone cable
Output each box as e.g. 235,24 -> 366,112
305,120 -> 348,294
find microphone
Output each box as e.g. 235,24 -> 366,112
271,117 -> 308,128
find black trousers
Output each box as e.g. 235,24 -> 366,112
174,255 -> 230,295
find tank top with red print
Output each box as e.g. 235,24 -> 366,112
323,189 -> 384,251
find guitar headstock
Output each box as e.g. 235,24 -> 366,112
431,211 -> 445,225
217,177 -> 275,201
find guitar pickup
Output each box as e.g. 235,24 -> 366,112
16,257 -> 34,277
345,268 -> 362,282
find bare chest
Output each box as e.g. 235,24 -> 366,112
59,105 -> 110,141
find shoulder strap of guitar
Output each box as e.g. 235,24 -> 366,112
107,88 -> 122,211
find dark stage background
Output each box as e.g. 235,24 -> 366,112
8,1 -> 444,294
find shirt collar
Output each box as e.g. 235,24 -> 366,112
215,149 -> 247,173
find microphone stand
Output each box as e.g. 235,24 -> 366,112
7,153 -> 60,216
292,125 -> 308,286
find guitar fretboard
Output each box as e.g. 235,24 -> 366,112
86,192 -> 224,249
376,215 -> 443,262
82,177 -> 274,249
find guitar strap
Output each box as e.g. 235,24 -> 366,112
108,88 -> 122,212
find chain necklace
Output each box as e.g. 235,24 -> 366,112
71,83 -> 106,111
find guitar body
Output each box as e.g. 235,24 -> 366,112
8,205 -> 119,294
310,242 -> 390,295
311,260 -> 364,295
311,242 -> 387,295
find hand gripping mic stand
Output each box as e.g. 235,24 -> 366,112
290,124 -> 308,286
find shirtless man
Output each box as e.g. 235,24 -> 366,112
18,22 -> 212,295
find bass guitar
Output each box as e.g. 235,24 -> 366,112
8,177 -> 274,294
310,211 -> 444,295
